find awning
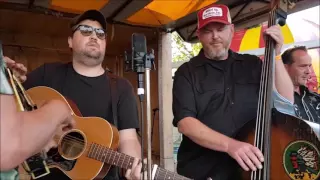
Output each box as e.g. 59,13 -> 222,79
0,0 -> 318,43
230,23 -> 294,52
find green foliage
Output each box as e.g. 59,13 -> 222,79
171,32 -> 202,62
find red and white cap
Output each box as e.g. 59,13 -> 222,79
197,4 -> 232,30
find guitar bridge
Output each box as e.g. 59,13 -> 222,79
22,153 -> 50,179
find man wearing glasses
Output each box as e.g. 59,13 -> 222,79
5,10 -> 142,180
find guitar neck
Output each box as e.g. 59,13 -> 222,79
152,165 -> 191,180
87,143 -> 191,180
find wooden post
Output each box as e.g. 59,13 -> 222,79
158,32 -> 174,171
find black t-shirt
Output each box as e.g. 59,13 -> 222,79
172,49 -> 262,180
23,62 -> 139,180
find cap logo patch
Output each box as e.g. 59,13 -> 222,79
202,7 -> 223,19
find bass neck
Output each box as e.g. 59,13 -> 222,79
87,143 -> 191,180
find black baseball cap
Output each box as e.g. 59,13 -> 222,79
70,9 -> 107,30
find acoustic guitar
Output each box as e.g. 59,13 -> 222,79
19,86 -> 191,180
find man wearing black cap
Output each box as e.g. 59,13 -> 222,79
8,9 -> 142,180
172,4 -> 295,180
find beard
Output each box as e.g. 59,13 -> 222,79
75,46 -> 105,66
202,35 -> 232,60
203,45 -> 229,60
83,47 -> 101,59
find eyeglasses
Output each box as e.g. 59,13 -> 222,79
73,25 -> 106,40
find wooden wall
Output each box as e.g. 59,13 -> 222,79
0,9 -> 160,164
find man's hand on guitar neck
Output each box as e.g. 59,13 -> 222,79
125,158 -> 143,180
3,56 -> 27,83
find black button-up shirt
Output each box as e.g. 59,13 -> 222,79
172,49 -> 262,180
294,85 -> 320,123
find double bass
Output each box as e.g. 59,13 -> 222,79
236,0 -> 320,180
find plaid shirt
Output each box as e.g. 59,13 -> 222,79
0,42 -> 19,180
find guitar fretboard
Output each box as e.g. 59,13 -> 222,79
153,166 -> 191,180
88,143 -> 134,169
87,143 -> 191,180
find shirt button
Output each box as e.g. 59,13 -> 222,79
226,88 -> 230,91
231,102 -> 234,105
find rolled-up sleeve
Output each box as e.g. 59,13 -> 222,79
172,63 -> 197,127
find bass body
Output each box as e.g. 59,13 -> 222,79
236,108 -> 320,180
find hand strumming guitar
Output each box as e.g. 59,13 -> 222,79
40,99 -> 76,153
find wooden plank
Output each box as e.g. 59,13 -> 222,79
158,32 -> 174,171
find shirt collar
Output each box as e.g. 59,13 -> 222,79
191,48 -> 244,67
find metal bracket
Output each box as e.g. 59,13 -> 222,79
22,153 -> 51,179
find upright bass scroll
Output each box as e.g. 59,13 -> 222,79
236,0 -> 320,180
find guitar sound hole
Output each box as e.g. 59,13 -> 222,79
59,130 -> 86,160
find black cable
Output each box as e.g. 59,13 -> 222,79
151,108 -> 159,144
138,96 -> 144,180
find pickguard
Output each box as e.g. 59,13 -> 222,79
46,148 -> 77,171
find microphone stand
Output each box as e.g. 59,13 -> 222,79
144,49 -> 155,180
137,72 -> 145,180
131,50 -> 155,180
125,50 -> 146,179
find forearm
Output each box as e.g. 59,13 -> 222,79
18,106 -> 63,157
1,100 -> 66,170
178,117 -> 232,153
119,139 -> 141,159
274,59 -> 294,103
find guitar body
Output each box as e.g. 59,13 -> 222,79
21,86 -> 120,180
236,109 -> 320,180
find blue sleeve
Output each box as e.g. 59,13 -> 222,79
273,90 -> 296,116
0,43 -> 13,95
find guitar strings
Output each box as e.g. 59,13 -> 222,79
49,136 -> 134,163
47,137 -> 192,180
51,135 -> 110,153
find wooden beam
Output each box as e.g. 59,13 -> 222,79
28,0 -> 35,8
113,0 -> 152,22
100,0 -> 131,19
0,2 -> 77,18
158,32 -> 174,171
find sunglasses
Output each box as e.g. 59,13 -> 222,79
73,25 -> 106,40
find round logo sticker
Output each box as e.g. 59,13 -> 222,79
283,140 -> 320,180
